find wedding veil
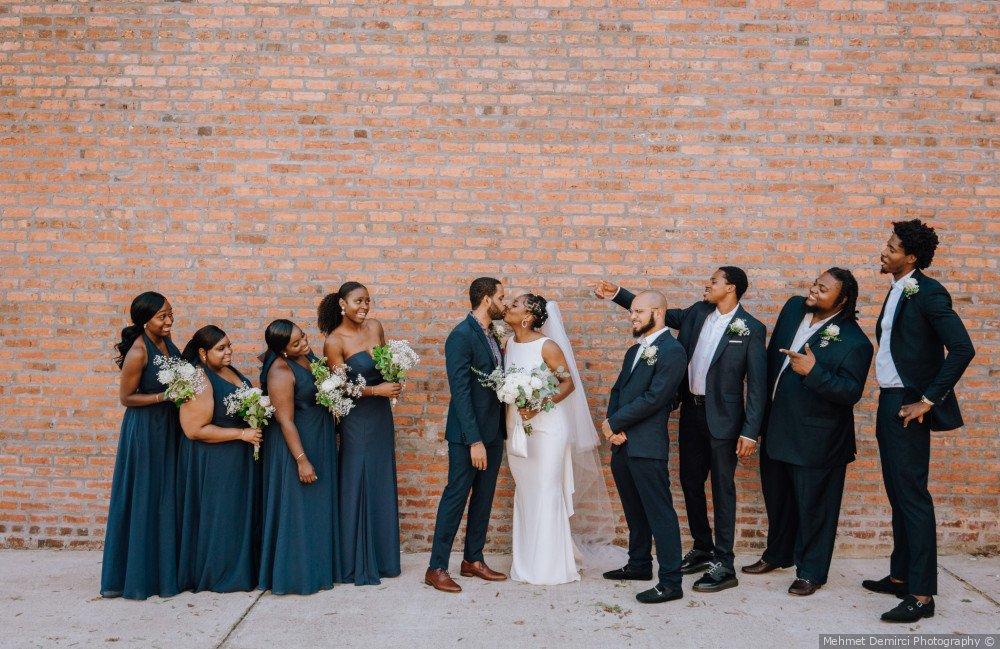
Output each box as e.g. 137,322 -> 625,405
541,301 -> 627,569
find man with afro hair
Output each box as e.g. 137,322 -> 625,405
863,219 -> 976,623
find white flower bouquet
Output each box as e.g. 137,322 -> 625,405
309,357 -> 366,421
154,356 -> 206,406
372,339 -> 420,405
473,363 -> 561,435
223,386 -> 275,460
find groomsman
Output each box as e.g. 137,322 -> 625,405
742,268 -> 873,596
595,267 -> 767,593
600,291 -> 688,604
863,220 -> 975,623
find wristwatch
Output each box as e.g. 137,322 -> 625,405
920,395 -> 935,407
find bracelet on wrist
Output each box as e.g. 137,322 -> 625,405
295,451 -> 306,461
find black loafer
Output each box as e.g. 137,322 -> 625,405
692,562 -> 739,593
679,549 -> 715,575
862,575 -> 907,599
602,565 -> 653,581
636,584 -> 683,604
881,596 -> 934,622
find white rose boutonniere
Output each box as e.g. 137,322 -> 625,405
819,324 -> 841,348
641,344 -> 658,366
490,321 -> 512,346
901,277 -> 919,298
727,318 -> 751,337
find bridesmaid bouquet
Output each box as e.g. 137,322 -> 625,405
473,363 -> 561,436
309,357 -> 366,422
154,356 -> 206,406
372,339 -> 420,406
223,386 -> 275,461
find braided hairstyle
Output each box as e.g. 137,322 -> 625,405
522,293 -> 548,330
825,267 -> 859,321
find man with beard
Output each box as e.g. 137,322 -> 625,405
595,268 -> 766,593
599,291 -> 688,604
862,220 -> 975,623
425,277 -> 509,593
742,268 -> 873,596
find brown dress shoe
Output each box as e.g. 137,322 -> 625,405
424,568 -> 462,593
460,560 -> 508,581
788,578 -> 821,596
741,558 -> 786,575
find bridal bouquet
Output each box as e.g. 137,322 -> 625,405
154,356 -> 206,406
473,363 -> 561,435
309,357 -> 366,421
372,339 -> 420,406
223,386 -> 275,461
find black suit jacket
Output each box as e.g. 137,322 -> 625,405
875,269 -> 975,431
613,289 -> 768,441
763,296 -> 874,468
607,329 -> 687,460
444,314 -> 506,446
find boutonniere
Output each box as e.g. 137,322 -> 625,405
640,344 -> 658,366
819,324 -> 841,348
490,321 -> 511,346
727,318 -> 750,337
901,277 -> 919,299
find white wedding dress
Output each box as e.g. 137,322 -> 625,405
504,336 -> 580,585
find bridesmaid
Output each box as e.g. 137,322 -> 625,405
176,325 -> 263,593
257,319 -> 341,594
319,282 -> 402,585
101,292 -> 181,600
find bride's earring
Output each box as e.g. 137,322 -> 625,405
521,319 -> 530,329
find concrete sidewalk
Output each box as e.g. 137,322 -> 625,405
0,551 -> 996,648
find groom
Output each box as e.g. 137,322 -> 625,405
425,277 -> 509,593
602,290 -> 688,603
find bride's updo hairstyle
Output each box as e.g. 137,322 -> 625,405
523,294 -> 548,329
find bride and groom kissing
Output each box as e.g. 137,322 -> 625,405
424,277 -> 688,605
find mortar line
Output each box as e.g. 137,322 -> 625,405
940,564 -> 1000,608
215,589 -> 267,649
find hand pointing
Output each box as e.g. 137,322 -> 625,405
779,343 -> 817,376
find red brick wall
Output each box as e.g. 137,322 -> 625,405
1,1 -> 997,556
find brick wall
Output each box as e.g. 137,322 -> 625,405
1,1 -> 997,556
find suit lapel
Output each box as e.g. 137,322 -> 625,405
614,344 -> 640,390
688,305 -> 711,354
888,270 -> 921,345
802,309 -> 848,352
466,314 -> 498,369
707,305 -> 743,371
875,287 -> 892,340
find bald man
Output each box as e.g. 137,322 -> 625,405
600,291 -> 688,604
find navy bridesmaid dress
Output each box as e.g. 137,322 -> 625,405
338,351 -> 401,585
100,334 -> 182,600
258,352 -> 341,595
176,365 -> 261,593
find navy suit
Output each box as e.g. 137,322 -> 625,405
429,314 -> 506,571
607,329 -> 687,589
759,296 -> 874,584
874,270 -> 974,595
614,290 -> 767,570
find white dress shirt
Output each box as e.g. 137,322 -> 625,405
773,311 -> 840,400
875,270 -> 914,389
688,306 -> 740,395
630,326 -> 669,372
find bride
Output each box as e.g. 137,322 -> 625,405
502,294 -> 625,585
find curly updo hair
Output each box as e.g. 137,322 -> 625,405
318,281 -> 366,335
893,219 -> 939,269
522,293 -> 548,329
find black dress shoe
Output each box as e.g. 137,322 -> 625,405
692,562 -> 739,593
881,596 -> 935,622
636,584 -> 684,604
602,565 -> 653,581
788,578 -> 821,596
862,575 -> 907,599
679,549 -> 715,575
741,558 -> 790,575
